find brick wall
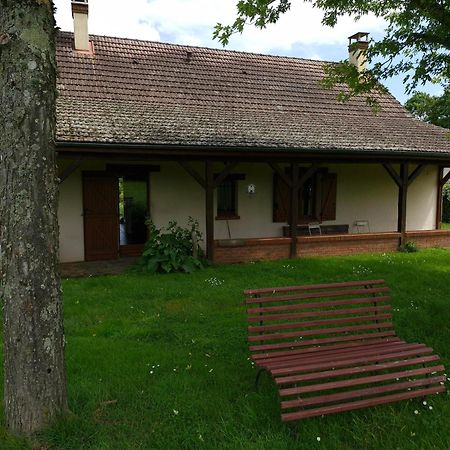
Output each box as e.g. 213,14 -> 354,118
405,230 -> 450,248
214,238 -> 290,264
214,230 -> 450,264
296,233 -> 400,257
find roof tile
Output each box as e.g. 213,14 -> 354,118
56,32 -> 450,155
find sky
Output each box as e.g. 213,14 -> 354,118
54,0 -> 443,104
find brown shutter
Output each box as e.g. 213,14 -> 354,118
320,173 -> 337,221
273,174 -> 290,222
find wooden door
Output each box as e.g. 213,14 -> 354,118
83,173 -> 119,261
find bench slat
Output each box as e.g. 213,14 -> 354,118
281,386 -> 446,421
247,296 -> 391,315
279,365 -> 445,396
281,375 -> 446,409
246,287 -> 390,304
269,346 -> 432,375
249,330 -> 397,352
265,342 -> 425,371
244,279 -> 386,296
248,313 -> 392,333
247,305 -> 392,323
264,340 -> 416,368
252,337 -> 402,361
248,322 -> 394,342
276,354 -> 440,385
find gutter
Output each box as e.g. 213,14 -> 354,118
56,140 -> 450,163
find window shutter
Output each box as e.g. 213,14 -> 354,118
273,174 -> 290,222
320,173 -> 337,221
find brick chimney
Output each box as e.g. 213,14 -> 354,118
72,0 -> 90,51
348,32 -> 369,72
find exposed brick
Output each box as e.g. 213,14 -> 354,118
214,231 -> 450,264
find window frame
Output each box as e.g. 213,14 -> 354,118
215,173 -> 245,220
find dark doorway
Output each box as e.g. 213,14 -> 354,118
119,175 -> 149,247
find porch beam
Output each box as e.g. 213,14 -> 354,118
268,162 -> 292,188
382,163 -> 402,187
58,158 -> 83,184
178,161 -> 205,189
205,160 -> 215,262
440,170 -> 450,187
298,164 -> 319,186
289,163 -> 300,258
407,164 -> 426,185
398,163 -> 409,246
213,162 -> 238,188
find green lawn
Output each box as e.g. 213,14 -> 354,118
1,249 -> 450,449
442,223 -> 450,229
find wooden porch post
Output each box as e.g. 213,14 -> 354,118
383,162 -> 426,247
290,163 -> 299,258
205,160 -> 215,262
179,160 -> 238,263
398,162 -> 408,245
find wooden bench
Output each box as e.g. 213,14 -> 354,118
244,279 -> 446,422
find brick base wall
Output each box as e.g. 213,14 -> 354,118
297,233 -> 400,258
214,230 -> 450,264
214,238 -> 290,264
405,230 -> 450,248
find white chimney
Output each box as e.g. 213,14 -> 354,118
72,0 -> 90,51
348,32 -> 369,72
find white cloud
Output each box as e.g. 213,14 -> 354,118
54,0 -> 385,57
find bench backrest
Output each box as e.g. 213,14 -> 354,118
244,279 -> 395,359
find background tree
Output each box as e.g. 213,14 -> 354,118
405,88 -> 450,129
214,1 -> 450,102
0,0 -> 67,433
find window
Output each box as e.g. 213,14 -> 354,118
217,179 -> 238,219
273,169 -> 337,223
215,173 -> 245,219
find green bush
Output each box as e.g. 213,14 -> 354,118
398,241 -> 419,253
443,183 -> 450,223
136,218 -> 206,273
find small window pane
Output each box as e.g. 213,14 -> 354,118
217,180 -> 237,217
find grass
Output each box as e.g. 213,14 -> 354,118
1,249 -> 450,449
442,223 -> 450,229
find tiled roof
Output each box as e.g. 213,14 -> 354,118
56,32 -> 450,156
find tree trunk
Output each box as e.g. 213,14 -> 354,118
0,0 -> 68,433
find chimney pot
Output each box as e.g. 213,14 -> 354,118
72,0 -> 90,51
348,32 -> 369,72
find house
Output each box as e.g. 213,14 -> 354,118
57,1 -> 450,264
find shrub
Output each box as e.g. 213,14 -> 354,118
399,241 -> 419,253
443,183 -> 450,223
136,218 -> 206,273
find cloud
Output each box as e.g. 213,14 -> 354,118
54,0 -> 386,57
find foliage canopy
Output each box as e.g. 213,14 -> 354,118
214,1 -> 450,100
404,88 -> 450,129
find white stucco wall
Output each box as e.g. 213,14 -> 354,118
58,160 -> 439,262
58,160 -> 105,263
151,162 -> 438,238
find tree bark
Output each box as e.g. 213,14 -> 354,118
0,0 -> 68,433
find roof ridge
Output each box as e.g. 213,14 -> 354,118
56,30 -> 336,65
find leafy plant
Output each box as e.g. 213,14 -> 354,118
136,218 -> 206,274
398,241 -> 419,253
443,183 -> 450,224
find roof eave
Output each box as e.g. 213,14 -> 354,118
55,140 -> 450,163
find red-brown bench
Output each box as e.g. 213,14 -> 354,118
244,279 -> 446,422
